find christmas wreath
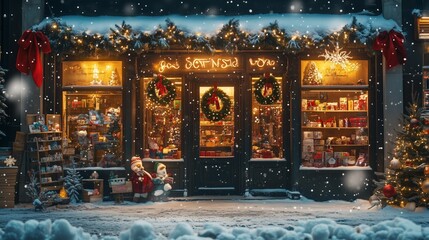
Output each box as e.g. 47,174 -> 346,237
253,73 -> 281,105
201,85 -> 231,122
146,74 -> 177,106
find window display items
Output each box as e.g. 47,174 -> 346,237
253,73 -> 281,105
109,68 -> 120,86
302,61 -> 322,85
146,74 -> 177,106
130,156 -> 153,203
151,163 -> 173,201
201,85 -> 232,122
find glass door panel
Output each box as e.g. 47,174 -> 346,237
199,86 -> 234,158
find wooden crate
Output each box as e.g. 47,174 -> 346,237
82,179 -> 104,203
111,181 -> 132,194
14,131 -> 26,143
0,167 -> 18,208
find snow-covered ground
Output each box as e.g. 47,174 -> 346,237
0,197 -> 428,239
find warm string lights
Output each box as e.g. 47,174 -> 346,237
381,101 -> 429,208
37,16 -> 368,56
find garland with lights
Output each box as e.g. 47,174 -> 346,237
254,74 -> 281,105
33,16 -> 390,56
201,86 -> 231,122
146,75 -> 177,106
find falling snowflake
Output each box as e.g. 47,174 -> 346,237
4,156 -> 16,167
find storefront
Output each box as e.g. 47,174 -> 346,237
31,13 -> 398,200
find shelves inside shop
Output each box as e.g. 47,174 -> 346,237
300,59 -> 370,169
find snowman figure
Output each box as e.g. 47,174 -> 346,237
130,156 -> 153,203
151,163 -> 173,201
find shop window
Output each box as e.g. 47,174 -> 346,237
142,77 -> 182,159
251,76 -> 283,159
300,60 -> 370,169
62,61 -> 123,168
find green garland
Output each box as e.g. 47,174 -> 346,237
253,75 -> 281,105
201,87 -> 231,122
146,75 -> 176,106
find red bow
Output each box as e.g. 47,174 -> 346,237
207,84 -> 220,110
16,30 -> 51,88
373,30 -> 406,69
263,83 -> 273,97
155,75 -> 167,96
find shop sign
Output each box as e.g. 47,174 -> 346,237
156,56 -> 241,73
153,55 -> 282,73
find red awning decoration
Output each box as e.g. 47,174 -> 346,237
16,30 -> 51,88
372,30 -> 406,69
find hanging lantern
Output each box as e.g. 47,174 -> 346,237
424,165 -> 429,175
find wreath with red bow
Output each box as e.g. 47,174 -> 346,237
201,85 -> 232,122
146,74 -> 177,106
254,74 -> 281,105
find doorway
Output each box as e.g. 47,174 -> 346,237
189,74 -> 243,195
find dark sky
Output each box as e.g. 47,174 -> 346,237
46,0 -> 382,17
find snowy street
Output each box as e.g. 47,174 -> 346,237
0,197 -> 428,237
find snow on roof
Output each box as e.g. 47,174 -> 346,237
35,13 -> 400,37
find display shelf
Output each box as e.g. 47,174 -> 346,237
302,110 -> 367,113
302,127 -> 367,130
300,59 -> 370,169
301,85 -> 368,91
26,130 -> 65,193
300,166 -> 372,171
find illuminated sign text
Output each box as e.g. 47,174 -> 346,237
249,58 -> 276,68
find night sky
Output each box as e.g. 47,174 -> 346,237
45,0 -> 382,17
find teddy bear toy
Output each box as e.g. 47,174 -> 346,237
151,162 -> 173,201
130,156 -> 153,203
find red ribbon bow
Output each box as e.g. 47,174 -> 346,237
372,30 -> 406,69
16,30 -> 51,88
155,74 -> 167,96
263,83 -> 273,97
207,84 -> 220,110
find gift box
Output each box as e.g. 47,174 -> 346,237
349,117 -> 367,127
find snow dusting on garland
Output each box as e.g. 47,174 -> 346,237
32,14 -> 400,56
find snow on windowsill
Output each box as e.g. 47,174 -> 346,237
300,166 -> 372,170
64,167 -> 126,171
142,158 -> 184,162
250,158 -> 286,162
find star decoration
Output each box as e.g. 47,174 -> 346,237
319,46 -> 352,68
4,156 -> 17,167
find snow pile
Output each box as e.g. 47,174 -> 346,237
0,217 -> 427,240
35,13 -> 399,38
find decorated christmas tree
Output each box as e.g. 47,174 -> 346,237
64,160 -> 83,204
0,66 -> 8,137
109,68 -> 120,86
302,61 -> 322,85
374,100 -> 429,210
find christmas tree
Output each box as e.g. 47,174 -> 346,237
64,160 -> 83,203
302,61 -> 322,85
379,100 -> 429,209
0,66 -> 8,137
109,68 -> 120,86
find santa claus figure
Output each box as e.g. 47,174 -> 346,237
151,162 -> 173,201
130,156 -> 153,203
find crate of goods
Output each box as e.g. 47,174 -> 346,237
111,181 -> 133,194
349,117 -> 367,127
0,167 -> 18,208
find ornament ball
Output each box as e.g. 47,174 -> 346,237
383,184 -> 396,198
